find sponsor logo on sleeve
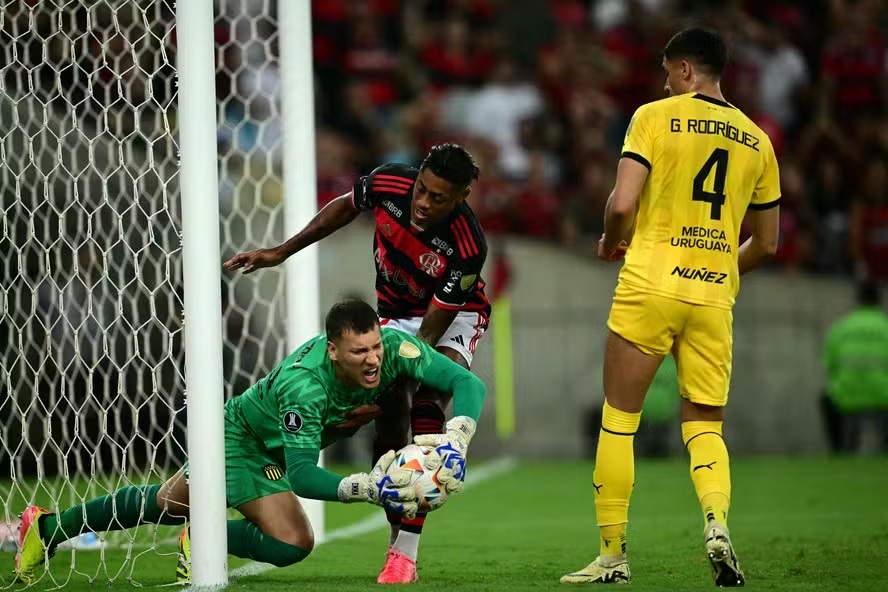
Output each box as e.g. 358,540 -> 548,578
459,274 -> 477,291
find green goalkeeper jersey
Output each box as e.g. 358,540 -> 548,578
225,327 -> 486,501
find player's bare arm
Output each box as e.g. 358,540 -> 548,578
600,157 -> 649,259
738,206 -> 780,275
416,302 -> 460,351
223,192 -> 359,274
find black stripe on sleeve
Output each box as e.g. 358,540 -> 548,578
621,151 -> 651,170
748,197 -> 782,211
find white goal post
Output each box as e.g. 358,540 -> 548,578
0,0 -> 322,587
176,0 -> 228,586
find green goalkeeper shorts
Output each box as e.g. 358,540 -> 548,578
185,400 -> 292,509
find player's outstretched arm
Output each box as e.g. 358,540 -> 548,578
223,192 -> 360,274
738,205 -> 780,275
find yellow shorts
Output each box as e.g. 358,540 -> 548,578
607,283 -> 733,407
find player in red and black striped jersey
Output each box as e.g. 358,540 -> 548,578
353,161 -> 490,320
225,144 -> 489,584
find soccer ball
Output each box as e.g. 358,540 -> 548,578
388,444 -> 449,513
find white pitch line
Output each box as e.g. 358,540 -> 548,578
174,456 -> 517,590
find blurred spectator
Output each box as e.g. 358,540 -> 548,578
515,150 -> 561,238
465,138 -> 519,234
463,58 -> 544,179
343,16 -> 399,107
420,17 -> 496,88
810,155 -> 852,273
316,130 -> 360,208
849,158 -> 888,281
737,17 -> 810,132
600,0 -> 663,123
560,157 -> 612,246
821,280 -> 888,454
770,161 -> 815,270
819,0 -> 886,126
329,80 -> 387,171
494,0 -> 558,68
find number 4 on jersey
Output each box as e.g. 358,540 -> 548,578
692,148 -> 729,221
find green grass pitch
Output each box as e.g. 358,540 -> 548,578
1,456 -> 886,591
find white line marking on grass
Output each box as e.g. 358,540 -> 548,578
172,456 -> 517,590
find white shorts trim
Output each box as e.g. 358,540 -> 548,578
380,311 -> 488,366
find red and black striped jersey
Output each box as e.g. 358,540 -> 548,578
352,163 -> 490,319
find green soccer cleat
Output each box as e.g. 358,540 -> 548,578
14,505 -> 52,585
176,526 -> 191,584
560,556 -> 631,584
705,521 -> 745,587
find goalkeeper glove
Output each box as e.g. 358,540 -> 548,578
413,416 -> 475,494
337,450 -> 419,519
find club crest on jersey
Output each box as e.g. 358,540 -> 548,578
263,464 -> 283,481
418,252 -> 444,278
282,411 -> 303,432
398,341 -> 421,359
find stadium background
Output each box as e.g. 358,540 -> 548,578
0,0 -> 887,589
2,0 -> 888,470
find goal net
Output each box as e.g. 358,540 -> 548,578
0,1 -> 289,586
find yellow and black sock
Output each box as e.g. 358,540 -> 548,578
682,421 -> 731,526
594,400 -> 641,558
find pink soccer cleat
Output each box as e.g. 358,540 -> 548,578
376,548 -> 417,584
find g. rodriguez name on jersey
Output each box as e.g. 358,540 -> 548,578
669,117 -> 760,152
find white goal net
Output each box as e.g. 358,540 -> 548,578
0,0 -> 289,586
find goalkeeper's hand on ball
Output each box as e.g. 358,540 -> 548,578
337,450 -> 419,519
413,416 -> 475,494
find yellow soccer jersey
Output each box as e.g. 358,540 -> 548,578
618,93 -> 780,309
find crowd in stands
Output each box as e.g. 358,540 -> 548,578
294,0 -> 887,280
5,0 -> 886,279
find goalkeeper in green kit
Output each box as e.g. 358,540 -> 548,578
14,299 -> 485,585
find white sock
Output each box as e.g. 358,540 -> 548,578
392,531 -> 420,561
